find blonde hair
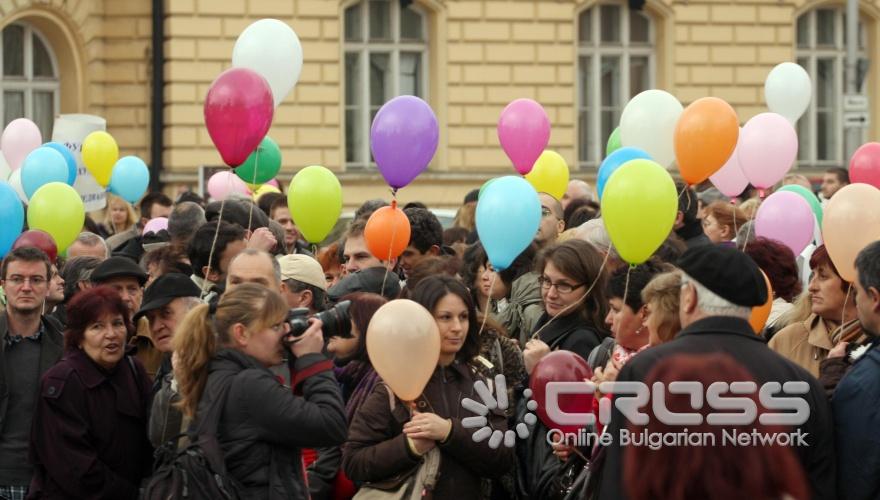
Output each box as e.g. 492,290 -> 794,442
173,283 -> 288,417
737,198 -> 762,219
774,289 -> 813,330
453,203 -> 476,232
103,194 -> 138,234
641,271 -> 682,344
705,201 -> 749,237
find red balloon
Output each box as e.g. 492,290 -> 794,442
850,142 -> 880,189
204,68 -> 274,167
13,230 -> 58,263
529,350 -> 594,435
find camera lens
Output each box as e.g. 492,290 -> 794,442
316,300 -> 352,339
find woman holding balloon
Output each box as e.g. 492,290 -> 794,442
343,276 -> 514,499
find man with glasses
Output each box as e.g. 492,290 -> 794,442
535,193 -> 565,248
0,247 -> 64,500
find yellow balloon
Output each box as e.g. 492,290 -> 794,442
81,131 -> 119,187
601,159 -> 677,265
27,182 -> 85,252
366,300 -> 440,401
525,150 -> 569,200
288,165 -> 342,243
252,184 -> 281,202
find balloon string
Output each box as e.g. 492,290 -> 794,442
731,202 -> 738,237
842,283 -> 853,328
742,219 -> 754,253
622,265 -> 633,310
246,149 -> 259,234
201,169 -> 230,299
677,184 -> 692,212
530,248 -> 610,342
380,198 -> 399,298
477,273 -> 497,338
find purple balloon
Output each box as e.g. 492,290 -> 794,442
142,217 -> 169,236
370,96 -> 438,190
754,191 -> 814,255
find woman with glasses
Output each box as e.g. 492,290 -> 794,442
523,240 -> 609,375
173,283 -> 346,499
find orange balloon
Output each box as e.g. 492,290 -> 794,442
674,97 -> 739,185
749,271 -> 773,334
364,201 -> 411,261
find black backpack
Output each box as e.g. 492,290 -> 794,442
141,376 -> 243,500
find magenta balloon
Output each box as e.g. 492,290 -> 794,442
738,113 -> 798,190
497,99 -> 550,175
370,96 -> 438,190
755,191 -> 814,255
204,68 -> 274,167
142,217 -> 169,235
709,132 -> 749,197
849,142 -> 880,190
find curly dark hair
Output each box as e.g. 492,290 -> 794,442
404,207 -> 443,254
64,286 -> 135,351
607,261 -> 665,311
744,237 -> 802,302
461,243 -> 488,304
409,275 -> 481,363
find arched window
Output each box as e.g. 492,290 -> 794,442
796,7 -> 869,167
577,3 -> 655,170
1,22 -> 60,141
344,0 -> 429,170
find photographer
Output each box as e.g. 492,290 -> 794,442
278,255 -> 328,313
173,283 -> 346,499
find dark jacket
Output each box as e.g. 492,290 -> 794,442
201,348 -> 346,500
832,339 -> 880,500
533,312 -> 604,361
27,350 -> 153,499
343,361 -> 515,499
595,316 -> 836,500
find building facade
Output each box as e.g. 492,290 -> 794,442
1,0 -> 878,210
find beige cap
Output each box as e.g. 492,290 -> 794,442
276,254 -> 327,291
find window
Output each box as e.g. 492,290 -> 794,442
344,0 -> 429,169
1,23 -> 59,142
577,3 -> 655,170
795,8 -> 868,168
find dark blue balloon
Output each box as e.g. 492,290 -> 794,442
42,142 -> 78,185
597,147 -> 652,200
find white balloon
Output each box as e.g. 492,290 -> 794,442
8,168 -> 28,203
619,90 -> 683,168
765,62 -> 812,124
232,19 -> 303,108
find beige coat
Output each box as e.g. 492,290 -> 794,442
769,313 -> 864,378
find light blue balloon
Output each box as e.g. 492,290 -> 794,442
476,176 -> 541,271
42,142 -> 78,185
108,156 -> 150,203
597,147 -> 652,200
0,180 -> 24,257
21,147 -> 69,199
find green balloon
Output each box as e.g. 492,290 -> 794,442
478,177 -> 499,200
778,184 -> 823,228
606,127 -> 622,157
235,136 -> 281,184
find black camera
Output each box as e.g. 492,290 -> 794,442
284,300 -> 352,345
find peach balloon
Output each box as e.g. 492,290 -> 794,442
366,300 -> 441,401
749,271 -> 773,334
674,97 -> 739,185
822,183 -> 880,282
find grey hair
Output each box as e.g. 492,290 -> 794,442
233,248 -> 281,284
168,202 -> 206,243
574,218 -> 619,261
61,256 -> 102,301
75,232 -> 110,259
680,272 -> 751,319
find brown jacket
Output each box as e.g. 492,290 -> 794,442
769,314 -> 864,378
343,361 -> 514,499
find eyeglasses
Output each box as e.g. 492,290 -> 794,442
4,275 -> 48,287
537,276 -> 583,294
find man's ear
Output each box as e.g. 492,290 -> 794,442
203,266 -> 220,283
682,284 -> 697,314
869,287 -> 880,313
301,289 -> 314,309
429,245 -> 441,256
556,219 -> 565,235
674,211 -> 685,229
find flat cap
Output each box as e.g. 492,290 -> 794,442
90,256 -> 148,286
133,273 -> 201,321
677,244 -> 767,307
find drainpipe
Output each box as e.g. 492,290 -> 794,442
150,0 -> 165,191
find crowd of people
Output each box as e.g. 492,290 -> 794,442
0,165 -> 878,500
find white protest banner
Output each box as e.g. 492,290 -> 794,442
51,114 -> 107,211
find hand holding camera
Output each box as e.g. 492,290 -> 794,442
286,318 -> 325,357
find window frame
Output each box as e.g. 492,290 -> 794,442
343,0 -> 430,170
795,7 -> 868,169
577,2 -> 656,170
0,22 -> 61,141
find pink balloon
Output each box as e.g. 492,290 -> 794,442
755,191 -> 814,255
204,68 -> 274,167
207,171 -> 249,201
849,142 -> 880,190
1,118 -> 42,171
738,113 -> 798,190
497,99 -> 550,175
142,217 -> 169,235
266,178 -> 279,188
709,129 -> 749,197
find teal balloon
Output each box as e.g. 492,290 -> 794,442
235,136 -> 281,184
597,147 -> 651,200
21,147 -> 69,199
606,127 -> 622,156
42,142 -> 77,185
778,184 -> 823,228
478,177 -> 499,200
0,180 -> 24,257
476,176 -> 541,271
109,156 -> 150,203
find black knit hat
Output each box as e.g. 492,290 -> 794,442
677,244 -> 767,307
